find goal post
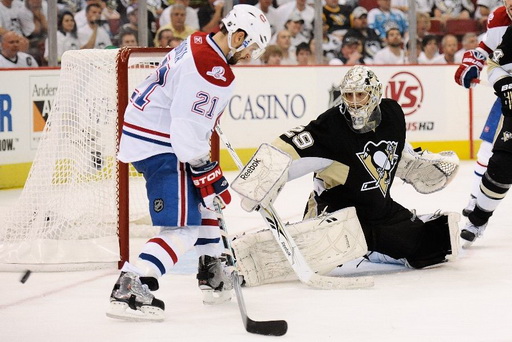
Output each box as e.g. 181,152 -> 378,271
0,47 -> 219,271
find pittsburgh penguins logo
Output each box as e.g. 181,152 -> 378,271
491,49 -> 504,64
502,131 -> 512,142
356,141 -> 399,197
153,198 -> 164,213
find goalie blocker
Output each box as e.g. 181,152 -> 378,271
231,143 -> 292,212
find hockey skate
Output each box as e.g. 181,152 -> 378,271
197,255 -> 234,305
462,196 -> 476,217
460,221 -> 487,247
106,272 -> 165,322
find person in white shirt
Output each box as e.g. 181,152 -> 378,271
417,34 -> 439,64
44,10 -> 80,64
0,0 -> 24,35
0,0 -> 30,51
372,27 -> 406,64
159,0 -> 199,31
391,0 -> 434,13
0,30 -> 38,67
432,34 -> 458,64
17,0 -> 47,38
77,2 -> 112,49
274,29 -> 297,65
75,0 -> 101,28
454,32 -> 478,63
285,12 -> 309,47
275,0 -> 314,39
329,35 -> 364,65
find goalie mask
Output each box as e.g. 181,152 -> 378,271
339,66 -> 383,133
221,4 -> 271,59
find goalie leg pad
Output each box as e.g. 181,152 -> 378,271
418,210 -> 460,259
232,207 -> 368,287
231,143 -> 292,212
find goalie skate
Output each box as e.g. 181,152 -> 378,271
197,255 -> 234,305
106,272 -> 165,322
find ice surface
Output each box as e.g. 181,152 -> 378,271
1,161 -> 511,341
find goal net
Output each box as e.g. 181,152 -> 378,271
0,48 -> 218,271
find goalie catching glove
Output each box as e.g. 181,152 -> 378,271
231,143 -> 292,212
396,143 -> 459,194
191,161 -> 231,210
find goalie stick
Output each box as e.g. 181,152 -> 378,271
213,198 -> 288,336
215,125 -> 374,290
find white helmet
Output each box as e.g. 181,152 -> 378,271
221,4 -> 271,59
340,66 -> 383,132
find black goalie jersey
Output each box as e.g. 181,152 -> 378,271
273,98 -> 406,223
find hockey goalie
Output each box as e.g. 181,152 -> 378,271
230,66 -> 461,287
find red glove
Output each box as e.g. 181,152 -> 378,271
190,161 -> 231,210
454,49 -> 486,89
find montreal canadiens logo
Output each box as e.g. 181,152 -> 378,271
385,72 -> 424,116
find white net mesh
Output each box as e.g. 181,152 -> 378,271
0,49 -> 168,270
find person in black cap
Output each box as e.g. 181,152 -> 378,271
344,6 -> 382,63
329,35 -> 364,65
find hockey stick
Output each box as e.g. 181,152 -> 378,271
215,125 -> 374,290
213,198 -> 288,336
471,79 -> 491,87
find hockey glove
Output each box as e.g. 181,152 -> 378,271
191,161 -> 231,210
454,49 -> 486,89
493,76 -> 512,117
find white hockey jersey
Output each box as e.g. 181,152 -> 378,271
479,6 -> 511,55
478,6 -> 512,84
118,32 -> 235,164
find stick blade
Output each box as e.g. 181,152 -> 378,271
246,318 -> 288,336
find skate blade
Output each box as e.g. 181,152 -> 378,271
462,240 -> 474,249
201,288 -> 232,305
106,301 -> 164,322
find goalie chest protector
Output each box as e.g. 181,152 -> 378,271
278,99 -> 406,221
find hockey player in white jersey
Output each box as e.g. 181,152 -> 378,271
106,5 -> 271,322
454,0 -> 512,217
454,0 -> 512,244
459,24 -> 512,244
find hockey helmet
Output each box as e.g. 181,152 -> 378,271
221,4 -> 271,59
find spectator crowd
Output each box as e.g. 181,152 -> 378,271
0,0 -> 495,67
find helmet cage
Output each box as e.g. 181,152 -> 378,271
340,66 -> 383,131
